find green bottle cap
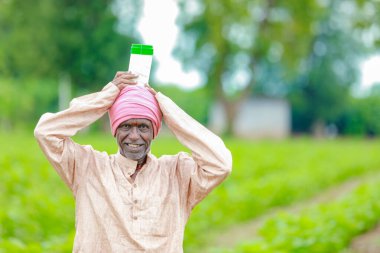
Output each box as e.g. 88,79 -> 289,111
130,44 -> 154,55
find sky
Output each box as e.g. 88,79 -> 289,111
137,0 -> 201,89
360,55 -> 380,89
138,0 -> 380,91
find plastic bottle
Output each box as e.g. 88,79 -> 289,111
128,44 -> 154,86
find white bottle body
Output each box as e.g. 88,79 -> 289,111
128,54 -> 153,86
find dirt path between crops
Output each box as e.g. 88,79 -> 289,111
349,223 -> 380,253
204,172 -> 380,253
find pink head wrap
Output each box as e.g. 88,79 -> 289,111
109,85 -> 162,138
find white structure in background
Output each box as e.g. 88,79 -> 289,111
209,98 -> 291,139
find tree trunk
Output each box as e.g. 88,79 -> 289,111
215,71 -> 252,137
211,0 -> 275,137
312,119 -> 325,138
220,100 -> 237,137
59,72 -> 71,111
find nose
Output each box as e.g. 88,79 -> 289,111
128,127 -> 140,140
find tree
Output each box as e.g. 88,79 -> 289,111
0,0 -> 142,88
175,0 -> 325,135
290,2 -> 363,136
338,92 -> 380,137
53,0 -> 144,91
0,0 -> 58,78
175,0 -> 380,137
0,0 -> 142,128
289,0 -> 376,136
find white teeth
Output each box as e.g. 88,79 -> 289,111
128,144 -> 140,148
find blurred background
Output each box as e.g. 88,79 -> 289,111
1,0 -> 380,252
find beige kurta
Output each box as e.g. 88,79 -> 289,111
34,82 -> 232,253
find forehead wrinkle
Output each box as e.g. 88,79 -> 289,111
121,118 -> 152,126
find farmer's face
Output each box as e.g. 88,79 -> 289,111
116,118 -> 153,165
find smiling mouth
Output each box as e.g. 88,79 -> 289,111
125,143 -> 144,148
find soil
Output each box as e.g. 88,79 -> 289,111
349,223 -> 380,253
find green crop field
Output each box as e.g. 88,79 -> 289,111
1,131 -> 379,253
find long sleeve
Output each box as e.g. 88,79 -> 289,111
155,92 -> 232,208
34,82 -> 120,193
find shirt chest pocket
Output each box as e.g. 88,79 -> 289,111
134,195 -> 177,236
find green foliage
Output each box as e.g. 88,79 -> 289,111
175,0 -> 326,105
351,0 -> 380,47
222,178 -> 380,253
51,0 -> 141,90
0,0 -> 58,78
1,0 -> 379,137
0,78 -> 211,132
0,132 -> 75,252
184,138 -> 380,251
338,94 -> 380,136
177,0 -> 327,134
0,0 -> 145,131
175,0 -> 380,136
0,0 -> 141,89
156,85 -> 211,124
0,78 -> 58,130
287,0 -> 366,134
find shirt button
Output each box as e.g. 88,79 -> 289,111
128,172 -> 132,176
133,200 -> 138,204
133,216 -> 138,220
133,184 -> 137,188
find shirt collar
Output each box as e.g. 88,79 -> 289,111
116,152 -> 138,175
115,151 -> 155,174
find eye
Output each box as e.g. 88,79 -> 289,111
119,123 -> 131,130
138,124 -> 150,132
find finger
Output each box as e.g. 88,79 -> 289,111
117,83 -> 128,90
119,76 -> 138,83
114,71 -> 123,78
114,73 -> 138,81
113,79 -> 137,90
114,82 -> 132,91
114,71 -> 130,79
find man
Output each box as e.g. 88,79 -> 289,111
34,71 -> 232,252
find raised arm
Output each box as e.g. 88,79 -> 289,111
34,72 -> 137,192
154,91 -> 232,208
